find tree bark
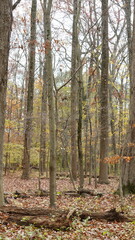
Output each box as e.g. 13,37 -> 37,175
22,0 -> 37,179
77,44 -> 84,190
0,0 -> 12,206
71,0 -> 80,180
43,0 -> 56,207
39,63 -> 47,175
99,0 -> 109,184
122,0 -> 135,194
123,0 -> 132,84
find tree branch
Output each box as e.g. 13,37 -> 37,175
12,0 -> 21,11
57,61 -> 87,92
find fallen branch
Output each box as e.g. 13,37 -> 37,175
63,189 -> 103,197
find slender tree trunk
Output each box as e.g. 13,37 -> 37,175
84,123 -> 88,177
109,87 -> 117,156
44,0 -> 56,207
123,0 -> 132,83
0,0 -> 12,206
39,63 -> 47,175
99,0 -> 109,184
54,90 -> 58,172
119,78 -> 124,150
18,74 -> 25,139
84,58 -> 93,178
5,86 -> 14,174
39,3 -> 48,176
77,45 -> 84,190
22,0 -> 37,179
71,0 -> 80,180
94,107 -> 98,188
89,118 -> 93,185
109,87 -> 118,174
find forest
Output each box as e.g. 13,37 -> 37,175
0,0 -> 135,239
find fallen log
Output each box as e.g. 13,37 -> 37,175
63,189 -> 103,197
7,189 -> 103,198
0,206 -> 134,230
78,208 -> 132,222
0,206 -> 69,230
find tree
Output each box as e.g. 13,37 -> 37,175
123,0 -> 132,82
22,0 -> 37,179
0,0 -> 21,206
77,45 -> 84,190
43,0 -> 56,207
99,0 -> 109,184
39,65 -> 47,176
0,0 -> 12,206
71,0 -> 80,180
122,0 -> 135,194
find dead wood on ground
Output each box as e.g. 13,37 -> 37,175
5,189 -> 103,199
63,189 -> 103,197
0,206 -> 134,230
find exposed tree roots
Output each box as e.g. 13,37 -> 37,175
0,206 -> 134,230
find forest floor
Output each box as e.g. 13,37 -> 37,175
0,171 -> 135,240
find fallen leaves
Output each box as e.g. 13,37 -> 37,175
0,173 -> 134,239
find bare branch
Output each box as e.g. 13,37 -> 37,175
12,0 -> 21,11
57,60 -> 87,92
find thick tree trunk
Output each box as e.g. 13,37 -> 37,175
99,0 -> 109,184
122,0 -> 135,193
0,0 -> 12,206
22,0 -> 37,179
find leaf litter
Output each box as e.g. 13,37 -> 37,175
0,172 -> 134,239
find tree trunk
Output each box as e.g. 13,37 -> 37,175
39,61 -> 47,175
44,0 -> 56,207
99,0 -> 109,184
22,0 -> 37,179
5,86 -> 14,174
77,45 -> 84,190
123,0 -> 132,84
122,0 -> 135,194
71,0 -> 80,180
0,0 -> 12,206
